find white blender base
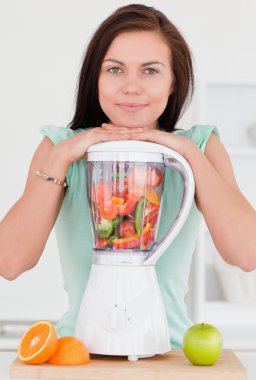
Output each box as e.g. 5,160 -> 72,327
75,264 -> 171,360
128,354 -> 156,362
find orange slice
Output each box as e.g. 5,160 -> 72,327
112,196 -> 125,205
143,222 -> 151,234
145,187 -> 160,206
48,337 -> 90,365
18,320 -> 58,364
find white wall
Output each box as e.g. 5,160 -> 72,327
0,0 -> 256,322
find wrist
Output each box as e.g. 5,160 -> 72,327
41,144 -> 70,181
183,139 -> 201,163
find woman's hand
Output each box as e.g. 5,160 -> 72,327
53,124 -> 146,168
101,123 -> 198,160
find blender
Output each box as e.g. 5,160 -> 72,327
75,140 -> 195,361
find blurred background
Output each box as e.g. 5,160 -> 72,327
0,0 -> 256,377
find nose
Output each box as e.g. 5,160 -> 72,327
121,73 -> 143,95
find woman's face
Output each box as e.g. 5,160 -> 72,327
98,31 -> 174,129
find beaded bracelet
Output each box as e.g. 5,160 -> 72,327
35,171 -> 67,188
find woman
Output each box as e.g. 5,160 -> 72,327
0,4 -> 256,348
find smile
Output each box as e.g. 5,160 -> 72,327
117,103 -> 147,112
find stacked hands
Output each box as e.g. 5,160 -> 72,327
54,123 -> 196,168
99,123 -> 192,158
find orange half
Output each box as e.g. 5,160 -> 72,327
48,337 -> 90,365
18,320 -> 58,364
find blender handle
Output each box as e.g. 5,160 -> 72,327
144,147 -> 195,266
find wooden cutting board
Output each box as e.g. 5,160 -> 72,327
10,349 -> 246,380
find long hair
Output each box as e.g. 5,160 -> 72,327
68,4 -> 194,132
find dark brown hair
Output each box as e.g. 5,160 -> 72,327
68,4 -> 194,132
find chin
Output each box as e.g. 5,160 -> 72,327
111,119 -> 148,129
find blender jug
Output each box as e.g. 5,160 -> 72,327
88,158 -> 164,265
75,140 -> 195,360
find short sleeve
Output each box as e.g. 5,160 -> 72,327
174,125 -> 220,153
39,124 -> 79,144
39,124 -> 84,186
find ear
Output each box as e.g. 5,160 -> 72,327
169,84 -> 175,96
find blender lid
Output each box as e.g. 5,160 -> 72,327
87,140 -> 164,163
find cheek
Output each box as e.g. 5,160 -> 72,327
98,78 -> 115,107
98,77 -> 112,109
148,77 -> 170,96
150,86 -> 170,108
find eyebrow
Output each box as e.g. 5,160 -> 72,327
102,58 -> 165,67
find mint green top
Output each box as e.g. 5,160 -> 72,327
40,124 -> 219,348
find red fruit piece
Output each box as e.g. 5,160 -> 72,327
150,168 -> 163,187
98,201 -> 118,220
116,199 -> 136,216
119,221 -> 136,238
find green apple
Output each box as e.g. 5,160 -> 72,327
182,323 -> 223,366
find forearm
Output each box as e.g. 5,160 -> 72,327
186,145 -> 256,271
0,146 -> 68,280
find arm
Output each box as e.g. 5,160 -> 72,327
0,137 -> 67,280
110,124 -> 256,271
188,133 -> 256,271
0,126 -> 139,280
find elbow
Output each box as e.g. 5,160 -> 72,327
220,248 -> 256,273
0,259 -> 22,280
2,272 -> 19,281
224,261 -> 255,273
0,267 -> 20,281
239,262 -> 256,273
240,227 -> 256,272
0,256 -> 37,281
237,252 -> 256,272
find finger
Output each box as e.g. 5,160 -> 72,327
105,133 -> 131,140
95,126 -> 129,134
101,123 -> 145,131
130,131 -> 166,144
101,125 -> 130,133
101,123 -> 116,128
101,123 -> 127,129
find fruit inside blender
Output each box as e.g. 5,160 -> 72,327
90,163 -> 164,251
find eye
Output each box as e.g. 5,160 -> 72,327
144,68 -> 159,75
107,67 -> 122,74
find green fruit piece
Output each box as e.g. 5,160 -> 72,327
112,216 -> 123,232
135,198 -> 148,234
96,218 -> 114,238
107,235 -> 119,247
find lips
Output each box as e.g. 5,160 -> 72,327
117,102 -> 147,112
